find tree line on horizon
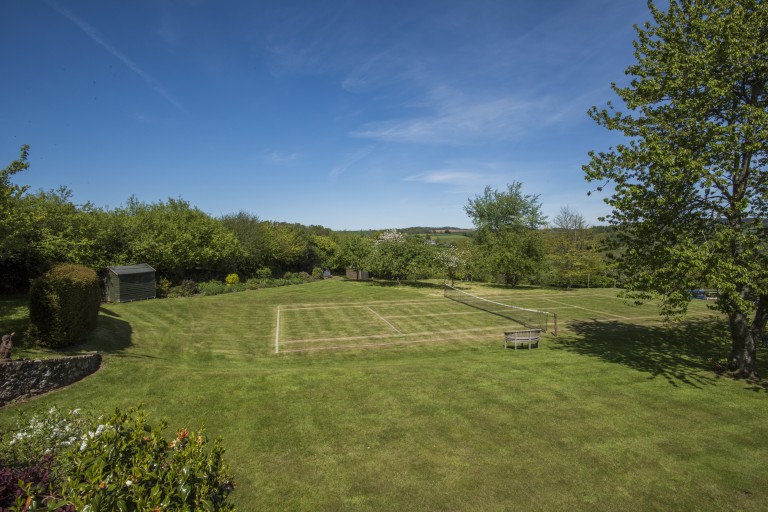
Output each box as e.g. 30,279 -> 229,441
0,146 -> 611,292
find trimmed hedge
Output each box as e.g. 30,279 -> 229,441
28,263 -> 101,348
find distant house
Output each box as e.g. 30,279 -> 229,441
105,264 -> 156,303
346,268 -> 370,281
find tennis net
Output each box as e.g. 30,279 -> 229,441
444,284 -> 550,332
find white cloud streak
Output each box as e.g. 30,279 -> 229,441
46,0 -> 188,115
404,171 -> 487,185
329,146 -> 376,179
350,88 -> 551,145
262,151 -> 300,164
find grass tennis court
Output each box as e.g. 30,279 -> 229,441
276,298 -> 529,352
274,284 -> 717,353
2,279 -> 767,511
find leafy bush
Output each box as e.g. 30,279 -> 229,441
0,407 -> 236,511
311,267 -> 324,280
59,408 -> 235,511
0,407 -> 87,511
0,454 -> 61,511
253,268 -> 272,279
169,279 -> 198,297
156,277 -> 173,298
244,278 -> 261,290
225,273 -> 240,286
28,263 -> 101,348
0,407 -> 88,470
198,280 -> 227,296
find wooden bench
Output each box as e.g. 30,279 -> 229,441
504,329 -> 542,350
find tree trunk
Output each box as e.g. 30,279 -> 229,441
728,311 -> 757,378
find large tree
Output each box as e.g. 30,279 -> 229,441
465,182 -> 546,286
584,0 -> 768,376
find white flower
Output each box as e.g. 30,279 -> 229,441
125,480 -> 133,487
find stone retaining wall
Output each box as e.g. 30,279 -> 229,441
0,353 -> 101,407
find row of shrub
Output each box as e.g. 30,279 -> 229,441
0,406 -> 235,511
156,270 -> 325,298
20,263 -> 326,349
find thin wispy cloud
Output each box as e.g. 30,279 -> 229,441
351,90 -> 550,145
46,0 -> 188,115
329,146 -> 376,179
262,151 -> 300,165
404,171 -> 488,185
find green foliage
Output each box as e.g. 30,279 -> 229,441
335,235 -> 372,272
156,277 -> 173,299
225,273 -> 240,286
0,146 -> 30,247
169,279 -> 198,298
0,145 -> 32,289
28,264 -> 101,348
198,280 -> 228,297
309,235 -> 339,271
311,267 -> 324,280
465,183 -> 547,286
545,207 -> 606,289
0,406 -> 89,471
1,407 -> 235,511
59,408 -> 235,511
253,267 -> 272,280
435,245 -> 468,286
366,230 -> 436,283
219,212 -> 310,275
465,182 -> 546,238
119,198 -> 243,281
584,0 -> 768,375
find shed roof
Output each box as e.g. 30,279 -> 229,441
108,263 -> 156,276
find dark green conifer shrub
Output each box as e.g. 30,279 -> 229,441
28,263 -> 101,348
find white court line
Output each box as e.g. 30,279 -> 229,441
275,305 -> 280,354
366,305 -> 404,335
281,326 -> 501,345
279,300 -> 444,311
541,297 -> 628,319
278,330 -> 503,353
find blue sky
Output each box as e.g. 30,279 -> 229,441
1,0 -> 650,230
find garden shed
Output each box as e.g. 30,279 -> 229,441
346,268 -> 370,281
105,264 -> 156,303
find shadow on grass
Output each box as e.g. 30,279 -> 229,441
0,293 -> 30,345
78,307 -> 139,356
550,317 -> 733,388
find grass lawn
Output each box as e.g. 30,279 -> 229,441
2,279 -> 767,511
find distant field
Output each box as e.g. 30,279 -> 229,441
1,280 -> 766,511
